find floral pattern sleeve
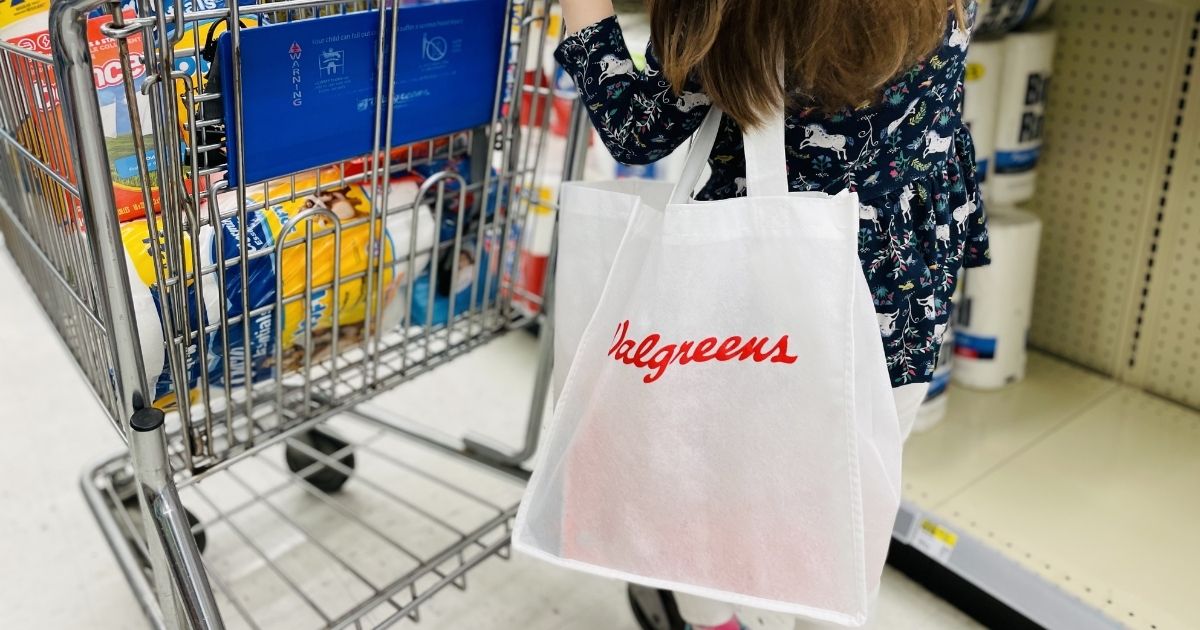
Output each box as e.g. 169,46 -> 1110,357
555,16 -> 712,165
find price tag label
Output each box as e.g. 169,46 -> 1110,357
913,519 -> 958,564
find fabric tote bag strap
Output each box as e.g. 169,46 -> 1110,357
669,105 -> 791,205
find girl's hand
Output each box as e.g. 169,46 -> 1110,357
560,0 -> 615,33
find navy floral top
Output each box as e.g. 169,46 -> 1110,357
556,8 -> 991,386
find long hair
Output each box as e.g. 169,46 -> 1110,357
648,0 -> 966,127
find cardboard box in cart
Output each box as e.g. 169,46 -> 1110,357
3,4 -> 198,223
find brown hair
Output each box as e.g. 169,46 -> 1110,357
649,0 -> 966,127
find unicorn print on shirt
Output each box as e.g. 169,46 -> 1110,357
598,55 -> 636,83
923,130 -> 953,158
676,91 -> 712,112
952,198 -> 975,231
859,203 -> 883,233
798,124 -> 849,161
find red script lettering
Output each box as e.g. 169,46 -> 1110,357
607,320 -> 798,383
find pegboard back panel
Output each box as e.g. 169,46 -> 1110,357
1024,0 -> 1192,376
1131,12 -> 1200,408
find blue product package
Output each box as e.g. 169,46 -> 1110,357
994,147 -> 1040,175
219,0 -> 506,186
403,155 -> 506,241
412,154 -> 471,215
150,284 -> 207,402
954,331 -> 997,360
616,162 -> 657,179
142,210 -> 279,402
203,210 -> 279,389
410,244 -> 499,326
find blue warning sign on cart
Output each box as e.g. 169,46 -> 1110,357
219,0 -> 505,185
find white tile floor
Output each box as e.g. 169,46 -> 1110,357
0,246 -> 982,629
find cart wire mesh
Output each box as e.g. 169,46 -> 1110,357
0,0 -> 563,473
84,409 -> 529,630
0,38 -> 125,429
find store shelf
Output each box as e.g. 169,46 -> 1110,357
893,352 -> 1200,630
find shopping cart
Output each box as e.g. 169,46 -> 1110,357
0,0 -> 590,627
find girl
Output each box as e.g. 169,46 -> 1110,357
556,0 -> 989,628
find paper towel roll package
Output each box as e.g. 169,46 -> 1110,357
1030,0 -> 1055,21
125,176 -> 435,408
976,0 -> 1055,36
953,207 -> 1043,389
963,38 -> 1005,196
992,27 -> 1056,205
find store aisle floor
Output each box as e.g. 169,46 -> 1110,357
0,245 -> 982,629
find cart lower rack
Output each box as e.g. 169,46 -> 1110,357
84,405 -> 529,630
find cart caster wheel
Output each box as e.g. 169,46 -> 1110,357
628,584 -> 685,630
186,508 -> 207,555
121,494 -> 208,556
285,428 -> 355,494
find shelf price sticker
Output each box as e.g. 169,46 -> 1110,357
913,519 -> 958,564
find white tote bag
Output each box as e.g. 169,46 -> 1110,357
551,178 -> 674,402
515,107 -> 902,626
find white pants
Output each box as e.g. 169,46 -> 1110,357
675,382 -> 931,628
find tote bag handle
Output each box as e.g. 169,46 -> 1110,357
669,105 -> 791,204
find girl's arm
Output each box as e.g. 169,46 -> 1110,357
560,0 -> 615,33
555,16 -> 711,166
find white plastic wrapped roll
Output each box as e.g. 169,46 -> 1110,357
963,37 -> 1005,199
952,207 -> 1042,390
377,178 -> 437,332
976,0 -> 1055,36
991,26 -> 1056,204
125,255 -> 166,394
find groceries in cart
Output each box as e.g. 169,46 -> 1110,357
412,234 -> 502,327
408,153 -> 510,325
4,0 -> 521,411
174,0 -> 276,172
124,172 -> 436,407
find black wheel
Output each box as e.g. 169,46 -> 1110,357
121,495 -> 207,558
628,584 -> 685,630
285,427 -> 356,493
185,507 -> 207,555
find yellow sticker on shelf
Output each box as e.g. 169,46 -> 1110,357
913,519 -> 958,564
965,62 -> 987,83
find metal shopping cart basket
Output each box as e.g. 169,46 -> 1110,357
0,0 -> 589,626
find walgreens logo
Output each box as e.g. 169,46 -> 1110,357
608,320 -> 798,384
